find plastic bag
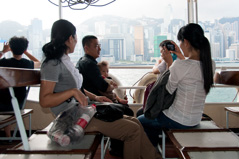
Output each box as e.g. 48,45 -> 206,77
47,103 -> 96,146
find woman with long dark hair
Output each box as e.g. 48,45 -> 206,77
138,23 -> 215,146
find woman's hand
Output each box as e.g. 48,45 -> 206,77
118,98 -> 128,104
73,88 -> 88,106
110,81 -> 118,88
95,96 -> 113,103
170,41 -> 185,60
161,46 -> 173,68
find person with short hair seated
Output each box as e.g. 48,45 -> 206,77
0,36 -> 41,137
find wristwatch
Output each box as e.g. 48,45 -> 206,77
0,51 -> 3,55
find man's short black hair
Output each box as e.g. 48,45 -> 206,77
82,35 -> 97,48
9,36 -> 29,55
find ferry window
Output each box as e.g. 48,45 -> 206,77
0,0 -> 187,63
1,0 -> 239,103
198,0 -> 239,61
0,1 -> 58,61
197,0 -> 239,102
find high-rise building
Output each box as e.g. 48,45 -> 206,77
95,21 -> 106,36
28,18 -> 43,60
134,26 -> 144,60
229,43 -> 239,59
162,4 -> 173,34
211,42 -> 221,58
100,34 -> 127,61
232,21 -> 239,42
226,49 -> 235,61
211,28 -> 224,57
110,25 -> 121,34
154,35 -> 167,57
222,22 -> 232,53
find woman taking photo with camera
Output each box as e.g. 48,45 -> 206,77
152,40 -> 185,75
138,23 -> 215,147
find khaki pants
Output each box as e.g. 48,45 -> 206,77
85,115 -> 160,159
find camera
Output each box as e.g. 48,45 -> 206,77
165,42 -> 175,51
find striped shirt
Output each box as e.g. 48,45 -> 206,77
163,59 -> 206,126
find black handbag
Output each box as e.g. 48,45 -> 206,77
90,102 -> 134,157
92,102 -> 134,122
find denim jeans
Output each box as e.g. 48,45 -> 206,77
137,112 -> 197,146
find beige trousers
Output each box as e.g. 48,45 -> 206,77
85,115 -> 160,159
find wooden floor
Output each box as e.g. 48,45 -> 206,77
1,129 -> 239,159
92,139 -> 178,159
0,138 -> 178,159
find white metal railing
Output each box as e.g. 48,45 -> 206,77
116,84 -> 239,107
109,65 -> 239,70
110,65 -> 239,105
28,65 -> 239,105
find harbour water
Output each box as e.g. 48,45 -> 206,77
28,62 -> 239,103
109,67 -> 238,103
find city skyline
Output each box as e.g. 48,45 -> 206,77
1,15 -> 239,64
1,0 -> 239,64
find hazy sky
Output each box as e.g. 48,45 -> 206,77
0,0 -> 239,29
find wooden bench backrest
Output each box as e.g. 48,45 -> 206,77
214,71 -> 239,86
0,67 -> 40,89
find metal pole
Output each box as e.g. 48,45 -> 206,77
59,0 -> 62,19
189,0 -> 194,23
187,0 -> 190,23
195,0 -> 198,23
9,87 -> 30,150
187,0 -> 198,24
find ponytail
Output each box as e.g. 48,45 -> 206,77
177,23 -> 214,94
200,37 -> 213,94
42,40 -> 67,64
42,19 -> 76,64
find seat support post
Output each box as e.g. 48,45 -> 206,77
9,87 -> 30,150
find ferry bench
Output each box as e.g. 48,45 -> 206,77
158,117 -> 239,159
0,67 -> 106,159
165,129 -> 239,159
0,67 -> 39,148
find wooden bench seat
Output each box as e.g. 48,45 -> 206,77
0,67 -> 40,149
0,154 -> 86,159
0,67 -> 106,159
4,131 -> 102,159
0,109 -> 33,127
0,109 -> 33,140
40,122 -> 108,159
166,129 -> 239,159
158,120 -> 221,159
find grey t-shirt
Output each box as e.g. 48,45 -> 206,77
40,60 -> 78,116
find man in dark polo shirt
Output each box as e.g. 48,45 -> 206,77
76,35 -> 125,157
76,35 -> 114,96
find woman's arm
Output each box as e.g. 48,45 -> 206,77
84,89 -> 113,103
39,80 -> 88,108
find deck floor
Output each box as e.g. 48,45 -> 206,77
0,137 -> 178,159
1,129 -> 239,159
